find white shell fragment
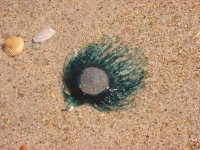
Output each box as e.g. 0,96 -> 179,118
33,26 -> 56,43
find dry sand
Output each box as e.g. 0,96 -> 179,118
0,0 -> 199,149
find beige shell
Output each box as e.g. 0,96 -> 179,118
3,37 -> 24,57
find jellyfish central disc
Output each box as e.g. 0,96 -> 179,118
79,67 -> 109,96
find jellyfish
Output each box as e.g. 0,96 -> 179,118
62,38 -> 146,111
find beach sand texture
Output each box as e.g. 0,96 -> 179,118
0,0 -> 199,149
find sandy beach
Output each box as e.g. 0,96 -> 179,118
0,0 -> 199,149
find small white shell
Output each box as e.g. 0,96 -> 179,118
33,26 -> 56,43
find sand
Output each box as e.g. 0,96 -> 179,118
0,0 -> 199,149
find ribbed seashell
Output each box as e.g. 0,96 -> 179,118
3,37 -> 24,57
33,26 -> 56,43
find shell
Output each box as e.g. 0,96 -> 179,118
20,144 -> 26,150
33,26 -> 56,43
3,37 -> 24,57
